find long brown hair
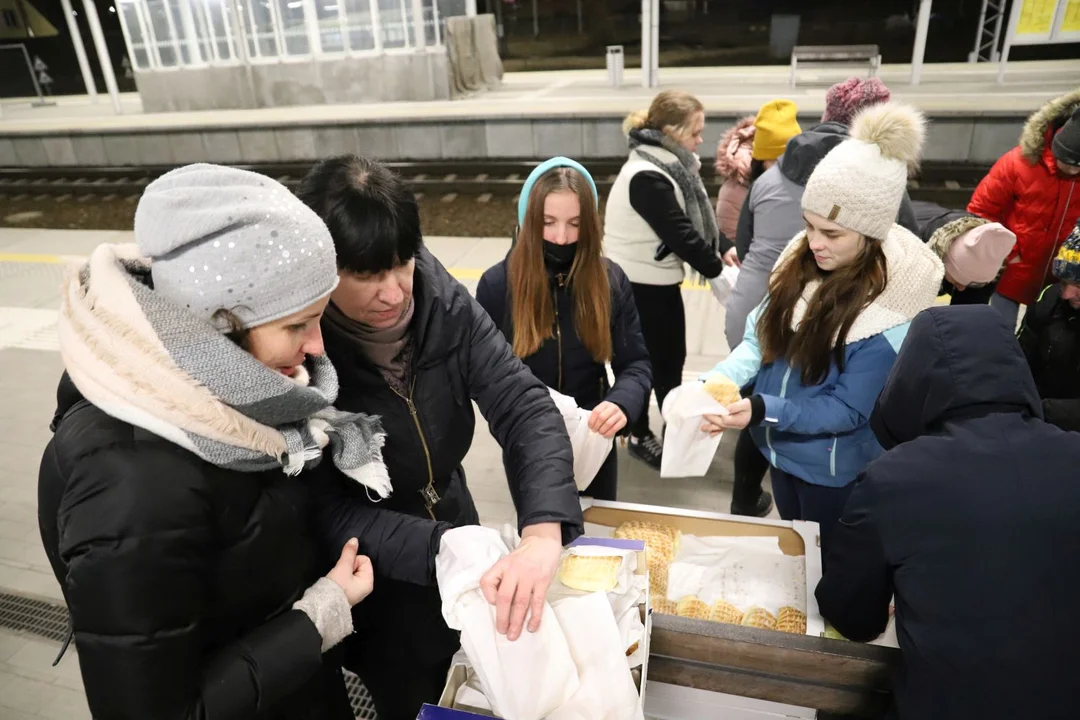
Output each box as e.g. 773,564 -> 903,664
507,168 -> 611,362
757,234 -> 888,385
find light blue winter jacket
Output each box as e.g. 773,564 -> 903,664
704,225 -> 944,488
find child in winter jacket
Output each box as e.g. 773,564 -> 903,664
477,158 -> 651,501
968,89 -> 1080,326
701,103 -> 943,551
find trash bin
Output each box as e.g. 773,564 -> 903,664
606,45 -> 624,88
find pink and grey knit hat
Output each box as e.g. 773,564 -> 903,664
821,77 -> 892,126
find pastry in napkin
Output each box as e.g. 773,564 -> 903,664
703,374 -> 742,406
558,554 -> 623,593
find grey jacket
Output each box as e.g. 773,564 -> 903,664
725,122 -> 919,351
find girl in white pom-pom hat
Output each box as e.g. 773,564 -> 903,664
699,102 -> 944,552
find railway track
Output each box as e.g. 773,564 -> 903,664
0,160 -> 988,207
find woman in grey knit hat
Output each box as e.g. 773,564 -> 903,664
37,164 -> 433,719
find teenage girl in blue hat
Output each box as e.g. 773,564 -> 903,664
476,158 -> 652,500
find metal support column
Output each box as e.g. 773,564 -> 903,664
411,0 -> 425,49
177,0 -> 205,64
970,0 -> 1006,62
641,0 -> 659,88
465,0 -> 477,16
59,0 -> 97,100
80,0 -> 122,113
910,0 -> 932,85
997,0 -> 1024,83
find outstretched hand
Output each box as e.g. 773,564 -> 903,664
479,522 -> 562,641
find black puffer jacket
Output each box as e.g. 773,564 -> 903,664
817,305 -> 1080,720
38,375 -> 353,720
475,254 -> 652,424
1018,283 -> 1080,431
313,245 -> 584,583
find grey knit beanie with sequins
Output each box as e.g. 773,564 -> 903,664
135,164 -> 339,331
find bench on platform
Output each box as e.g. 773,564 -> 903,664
789,45 -> 881,87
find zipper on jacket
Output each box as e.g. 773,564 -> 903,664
390,377 -> 438,520
766,365 -> 795,466
829,436 -> 838,477
553,276 -> 566,392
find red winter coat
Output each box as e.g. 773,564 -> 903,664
968,89 -> 1080,306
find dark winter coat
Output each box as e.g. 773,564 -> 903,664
38,374 -> 354,720
1018,282 -> 1080,431
475,254 -> 652,426
968,89 -> 1080,306
816,305 -> 1080,720
312,245 -> 584,576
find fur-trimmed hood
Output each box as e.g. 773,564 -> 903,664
714,115 -> 756,183
1020,88 -> 1080,164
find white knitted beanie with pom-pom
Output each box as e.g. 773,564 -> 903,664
802,101 -> 926,241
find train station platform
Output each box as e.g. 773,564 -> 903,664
1,60 -> 1077,168
0,226 -> 740,717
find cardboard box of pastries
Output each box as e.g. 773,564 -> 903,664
581,498 -> 825,638
424,536 -> 653,718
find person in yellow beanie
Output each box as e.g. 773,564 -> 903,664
752,99 -> 802,162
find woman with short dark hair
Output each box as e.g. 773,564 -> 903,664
297,154 -> 584,720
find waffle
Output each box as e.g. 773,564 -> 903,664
703,374 -> 742,407
648,555 -> 669,599
708,599 -> 744,625
777,606 -> 807,635
557,553 -> 623,593
741,606 -> 777,631
652,598 -> 679,615
613,520 -> 680,562
676,595 -> 711,621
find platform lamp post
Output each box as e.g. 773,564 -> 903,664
641,0 -> 659,88
910,0 -> 933,86
58,0 -> 98,102
81,0 -> 122,113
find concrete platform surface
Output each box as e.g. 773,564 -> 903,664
0,227 -> 751,717
1,60 -> 1077,136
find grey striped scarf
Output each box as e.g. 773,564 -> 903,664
58,243 -> 392,498
629,127 -> 720,281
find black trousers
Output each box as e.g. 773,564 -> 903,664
732,428 -> 770,509
629,282 -> 686,438
770,467 -> 855,562
579,442 -> 617,501
342,579 -> 459,720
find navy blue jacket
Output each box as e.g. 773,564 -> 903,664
817,305 -> 1080,720
475,256 -> 651,428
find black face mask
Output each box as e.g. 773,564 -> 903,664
542,240 -> 578,270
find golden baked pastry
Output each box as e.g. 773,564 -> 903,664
708,599 -> 744,625
613,520 -> 680,562
777,606 -> 807,635
703,374 -> 742,407
652,598 -> 679,615
647,555 -> 669,599
557,553 -> 623,593
676,595 -> 710,621
741,606 -> 777,631
625,641 -> 639,657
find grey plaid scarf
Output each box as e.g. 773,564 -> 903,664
58,243 -> 392,498
629,127 -> 720,279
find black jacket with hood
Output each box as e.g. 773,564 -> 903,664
816,305 -> 1080,720
735,121 -> 920,261
38,374 -> 355,720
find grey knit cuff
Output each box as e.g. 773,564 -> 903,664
293,577 -> 354,653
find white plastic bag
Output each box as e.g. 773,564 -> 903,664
436,526 -> 580,720
709,264 -> 740,306
659,381 -> 728,478
546,592 -> 645,720
548,388 -> 614,491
